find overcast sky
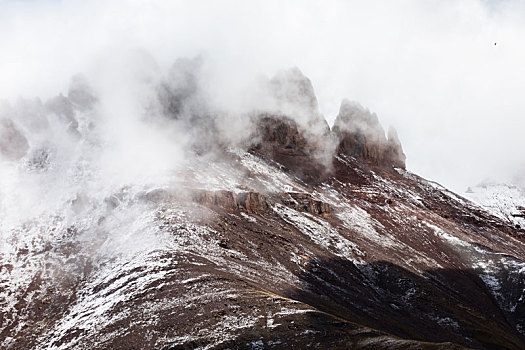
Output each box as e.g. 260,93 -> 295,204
1,0 -> 524,192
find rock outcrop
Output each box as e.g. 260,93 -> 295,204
332,100 -> 406,169
385,126 -> 406,169
281,192 -> 331,216
268,69 -> 335,157
250,115 -> 334,183
251,78 -> 406,175
251,115 -> 309,157
192,190 -> 331,216
249,68 -> 341,181
193,190 -> 268,214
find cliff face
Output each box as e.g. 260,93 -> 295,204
2,68 -> 525,350
332,99 -> 406,169
386,126 -> 407,169
248,68 -> 336,181
249,69 -> 406,181
249,115 -> 333,183
249,100 -> 406,184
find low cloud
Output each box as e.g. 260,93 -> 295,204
1,0 -> 525,192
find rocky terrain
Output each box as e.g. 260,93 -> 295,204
1,66 -> 524,349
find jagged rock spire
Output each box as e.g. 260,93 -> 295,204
250,68 -> 336,176
332,100 -> 405,169
386,126 -> 406,169
269,67 -> 321,121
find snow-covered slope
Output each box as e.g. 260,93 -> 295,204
465,182 -> 525,229
2,147 -> 524,349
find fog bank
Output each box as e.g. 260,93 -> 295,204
2,0 -> 525,191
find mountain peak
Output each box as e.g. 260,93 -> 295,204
386,126 -> 406,169
332,100 -> 405,169
269,67 -> 321,122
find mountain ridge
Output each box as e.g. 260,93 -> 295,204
1,66 -> 524,349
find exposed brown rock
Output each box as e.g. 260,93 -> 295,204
237,192 -> 267,213
332,100 -> 386,165
264,68 -> 337,169
282,192 -> 331,216
192,190 -> 330,216
251,115 -> 309,157
193,190 -> 237,210
249,113 -> 337,184
332,100 -> 405,169
193,190 -> 267,213
386,126 -> 406,169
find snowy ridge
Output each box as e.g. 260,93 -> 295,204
2,147 -> 525,349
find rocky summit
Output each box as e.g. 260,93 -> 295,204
332,100 -> 406,169
1,68 -> 525,350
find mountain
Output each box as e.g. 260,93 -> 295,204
1,68 -> 524,350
